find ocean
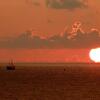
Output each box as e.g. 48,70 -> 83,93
0,63 -> 100,100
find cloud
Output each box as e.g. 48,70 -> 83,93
0,31 -> 49,49
46,0 -> 88,10
0,22 -> 100,49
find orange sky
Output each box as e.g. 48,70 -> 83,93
0,0 -> 99,62
0,0 -> 100,37
0,49 -> 91,63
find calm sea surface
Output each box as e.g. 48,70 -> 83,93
0,64 -> 100,100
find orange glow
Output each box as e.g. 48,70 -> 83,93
89,48 -> 100,62
0,49 -> 90,63
0,0 -> 100,37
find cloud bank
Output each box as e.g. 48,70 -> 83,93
46,0 -> 88,10
0,22 -> 100,49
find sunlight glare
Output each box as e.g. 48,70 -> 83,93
89,48 -> 100,62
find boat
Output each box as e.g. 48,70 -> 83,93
6,60 -> 15,70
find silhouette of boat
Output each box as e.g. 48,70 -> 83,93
6,60 -> 15,70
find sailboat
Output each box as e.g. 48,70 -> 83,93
6,60 -> 15,70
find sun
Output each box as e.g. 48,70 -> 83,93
89,48 -> 100,62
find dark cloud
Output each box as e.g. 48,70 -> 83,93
0,31 -> 49,49
0,22 -> 100,49
46,0 -> 88,10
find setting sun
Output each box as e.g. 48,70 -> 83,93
89,48 -> 100,62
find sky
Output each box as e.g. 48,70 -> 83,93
0,0 -> 100,62
0,0 -> 100,37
